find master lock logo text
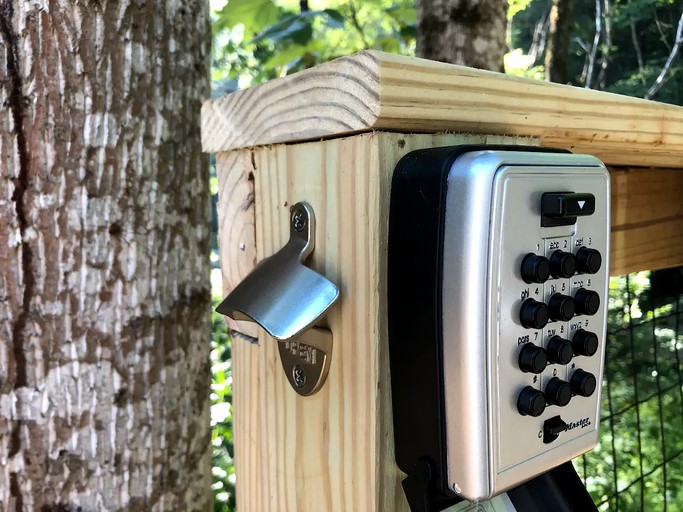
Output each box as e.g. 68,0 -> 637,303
566,417 -> 592,431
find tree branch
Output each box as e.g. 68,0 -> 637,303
645,10 -> 683,100
574,36 -> 589,53
583,0 -> 602,88
654,6 -> 673,52
629,9 -> 645,82
529,7 -> 550,64
597,0 -> 612,89
349,1 -> 370,49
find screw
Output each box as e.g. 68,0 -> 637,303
452,482 -> 462,494
292,365 -> 306,387
292,209 -> 306,232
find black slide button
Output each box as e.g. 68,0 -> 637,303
542,192 -> 595,227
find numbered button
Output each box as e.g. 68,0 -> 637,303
521,253 -> 551,284
519,344 -> 547,373
549,250 -> 576,279
574,288 -> 600,316
572,329 -> 599,356
520,299 -> 549,329
545,378 -> 572,407
575,247 -> 602,274
548,293 -> 575,321
546,336 -> 574,365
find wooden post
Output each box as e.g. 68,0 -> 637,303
202,51 -> 683,511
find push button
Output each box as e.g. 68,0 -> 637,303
574,288 -> 600,315
576,247 -> 602,274
546,335 -> 574,365
572,329 -> 599,356
517,386 -> 546,417
518,344 -> 547,373
541,192 -> 596,227
545,377 -> 572,407
549,250 -> 576,278
521,253 -> 550,284
548,293 -> 575,321
571,369 -> 597,397
520,299 -> 549,329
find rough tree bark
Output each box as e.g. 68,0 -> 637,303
0,1 -> 211,510
416,0 -> 508,72
545,0 -> 574,83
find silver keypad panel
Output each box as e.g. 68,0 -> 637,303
440,151 -> 610,501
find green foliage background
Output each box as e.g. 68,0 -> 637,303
578,272 -> 683,510
209,1 -> 683,510
210,290 -> 236,512
211,0 -> 416,96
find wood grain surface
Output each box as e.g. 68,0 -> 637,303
209,53 -> 683,512
203,51 -> 380,154
0,1 -> 212,508
221,133 -> 536,512
216,132 -> 683,511
202,51 -> 683,168
215,151 -> 260,339
609,166 -> 683,275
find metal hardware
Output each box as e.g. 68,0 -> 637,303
279,327 -> 332,396
389,147 -> 609,507
216,202 -> 339,396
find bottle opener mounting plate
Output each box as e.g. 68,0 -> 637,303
278,326 -> 333,396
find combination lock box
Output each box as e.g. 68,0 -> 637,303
388,146 -> 610,507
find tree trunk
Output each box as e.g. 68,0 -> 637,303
545,0 -> 574,83
0,1 -> 211,510
416,0 -> 508,72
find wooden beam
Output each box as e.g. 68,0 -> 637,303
202,51 -> 683,168
215,151 -> 260,339
215,137 -> 683,294
221,133 -> 535,512
215,133 -> 682,511
202,52 -> 380,154
609,166 -> 683,276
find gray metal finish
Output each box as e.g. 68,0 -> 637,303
441,151 -> 610,501
216,202 -> 339,396
277,326 -> 333,396
216,202 -> 339,341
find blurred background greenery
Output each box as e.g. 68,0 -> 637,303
581,271 -> 683,510
208,1 -> 683,510
210,0 -> 682,103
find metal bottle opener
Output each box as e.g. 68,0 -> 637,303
216,202 -> 339,396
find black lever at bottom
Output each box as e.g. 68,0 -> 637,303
401,459 -> 462,512
402,460 -> 597,512
508,461 -> 598,512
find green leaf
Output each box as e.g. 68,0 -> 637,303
252,10 -> 343,46
399,24 -> 416,40
263,45 -> 309,70
252,15 -> 312,45
386,3 -> 417,24
323,9 -> 345,27
216,0 -> 279,39
291,23 -> 313,46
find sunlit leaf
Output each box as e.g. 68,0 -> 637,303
217,0 -> 280,39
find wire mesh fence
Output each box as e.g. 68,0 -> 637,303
577,267 -> 683,511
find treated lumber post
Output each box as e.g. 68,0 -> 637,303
202,52 -> 683,511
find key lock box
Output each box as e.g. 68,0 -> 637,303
388,146 -> 610,511
217,145 -> 609,511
